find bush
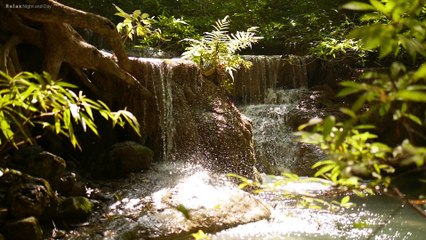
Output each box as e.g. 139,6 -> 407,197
0,71 -> 140,156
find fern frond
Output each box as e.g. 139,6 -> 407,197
213,16 -> 230,32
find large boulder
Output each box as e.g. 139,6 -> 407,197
91,141 -> 153,178
130,58 -> 257,180
63,162 -> 270,239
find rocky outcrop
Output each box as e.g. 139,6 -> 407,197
2,146 -> 66,189
0,169 -> 57,220
130,58 -> 257,179
61,162 -> 271,239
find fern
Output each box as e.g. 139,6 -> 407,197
182,16 -> 262,90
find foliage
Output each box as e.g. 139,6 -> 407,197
140,14 -> 198,53
0,71 -> 140,155
114,5 -> 197,54
297,0 -> 426,195
182,16 -> 262,89
309,18 -> 370,65
62,0 -> 351,54
343,0 -> 426,59
227,173 -> 355,211
192,230 -> 210,240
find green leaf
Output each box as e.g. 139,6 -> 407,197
312,160 -> 336,169
323,116 -> 335,140
341,2 -> 375,11
133,10 -> 141,18
406,113 -> 423,126
369,0 -> 389,16
341,196 -> 350,205
397,90 -> 426,102
340,107 -> 357,119
413,64 -> 426,81
315,164 -> 336,177
298,117 -> 322,130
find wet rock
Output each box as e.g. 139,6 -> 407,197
4,216 -> 43,240
57,171 -> 87,197
58,196 -> 94,219
92,141 -> 153,178
130,58 -> 258,180
102,164 -> 271,239
1,168 -> 57,219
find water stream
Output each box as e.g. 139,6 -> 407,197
65,56 -> 425,239
225,55 -> 426,239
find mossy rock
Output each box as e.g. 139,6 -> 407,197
4,216 -> 43,240
1,168 -> 57,219
58,196 -> 94,219
92,141 -> 153,178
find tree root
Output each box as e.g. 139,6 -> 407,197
0,0 -> 153,100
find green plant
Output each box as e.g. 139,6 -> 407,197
114,5 -> 197,53
114,4 -> 157,44
0,71 -> 140,155
192,230 -> 210,240
296,118 -> 394,195
182,16 -> 262,89
297,0 -> 426,196
227,173 -> 355,210
139,14 -> 198,52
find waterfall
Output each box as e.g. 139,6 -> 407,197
233,55 -> 312,104
138,58 -> 176,161
239,89 -> 317,174
130,57 -> 257,179
235,55 -> 322,175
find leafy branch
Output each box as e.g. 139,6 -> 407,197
0,71 -> 140,155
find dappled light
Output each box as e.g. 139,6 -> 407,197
1,0 -> 426,239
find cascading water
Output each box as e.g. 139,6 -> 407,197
234,55 -> 320,174
142,58 -> 176,161
239,89 -> 315,174
233,55 -> 311,104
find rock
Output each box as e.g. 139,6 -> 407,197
0,208 -> 8,223
4,216 -> 43,240
27,151 -> 67,188
3,146 -> 66,188
57,171 -> 87,197
102,163 -> 271,239
58,196 -> 94,219
92,141 -> 153,178
1,168 -> 57,219
130,58 -> 258,180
